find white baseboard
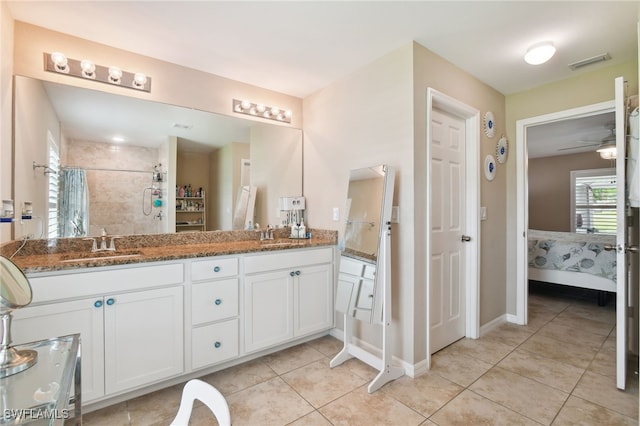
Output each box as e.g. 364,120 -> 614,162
479,314 -> 507,336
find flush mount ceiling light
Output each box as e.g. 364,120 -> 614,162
44,52 -> 151,92
232,99 -> 292,123
524,41 -> 556,65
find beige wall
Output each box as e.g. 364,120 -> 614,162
529,152 -> 613,232
0,3 -> 13,242
13,76 -> 60,239
209,142 -> 249,231
250,125 -> 303,228
505,59 -> 639,314
303,41 -> 506,366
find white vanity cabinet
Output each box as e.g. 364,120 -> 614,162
189,257 -> 240,370
243,247 -> 334,353
12,263 -> 184,402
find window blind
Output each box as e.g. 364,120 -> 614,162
573,171 -> 616,235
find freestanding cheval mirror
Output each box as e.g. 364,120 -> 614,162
330,165 -> 403,392
0,256 -> 37,378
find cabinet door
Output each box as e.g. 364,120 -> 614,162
103,286 -> 184,395
12,298 -> 105,402
294,264 -> 333,337
244,271 -> 293,353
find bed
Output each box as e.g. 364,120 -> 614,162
527,229 -> 617,297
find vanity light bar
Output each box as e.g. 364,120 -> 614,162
44,52 -> 152,93
232,99 -> 292,123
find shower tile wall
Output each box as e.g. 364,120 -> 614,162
66,139 -> 162,236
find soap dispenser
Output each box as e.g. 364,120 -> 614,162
299,220 -> 306,239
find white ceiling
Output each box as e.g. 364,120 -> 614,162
7,1 -> 639,156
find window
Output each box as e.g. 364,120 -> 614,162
571,168 -> 616,235
47,131 -> 60,238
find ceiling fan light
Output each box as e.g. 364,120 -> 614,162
524,41 -> 556,65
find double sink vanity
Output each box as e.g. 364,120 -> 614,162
1,229 -> 337,410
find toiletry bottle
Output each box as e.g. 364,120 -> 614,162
178,186 -> 185,197
299,220 -> 306,238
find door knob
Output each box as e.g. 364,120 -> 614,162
626,245 -> 639,254
604,244 -> 617,251
461,235 -> 471,242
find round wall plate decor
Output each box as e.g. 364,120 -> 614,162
484,155 -> 496,181
496,136 -> 508,163
483,111 -> 496,138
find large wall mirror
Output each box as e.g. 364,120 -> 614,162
336,165 -> 395,324
12,76 -> 302,239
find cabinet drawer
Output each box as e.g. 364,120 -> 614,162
192,319 -> 239,370
356,279 -> 375,310
363,264 -> 376,280
28,263 -> 184,304
339,256 -> 365,276
191,257 -> 238,281
244,247 -> 333,274
192,279 -> 238,325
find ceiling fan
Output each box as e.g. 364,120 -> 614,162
557,123 -> 616,153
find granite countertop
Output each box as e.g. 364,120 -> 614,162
1,229 -> 337,274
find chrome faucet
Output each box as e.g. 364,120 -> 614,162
83,228 -> 120,252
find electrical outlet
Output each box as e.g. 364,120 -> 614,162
332,207 -> 340,221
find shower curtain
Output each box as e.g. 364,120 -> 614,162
58,168 -> 89,237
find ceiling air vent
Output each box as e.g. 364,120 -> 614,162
568,53 -> 611,70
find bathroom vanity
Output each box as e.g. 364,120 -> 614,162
5,231 -> 336,410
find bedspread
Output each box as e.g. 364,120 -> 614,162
528,229 -> 617,282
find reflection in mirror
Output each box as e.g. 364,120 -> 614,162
337,165 -> 395,324
232,186 -> 257,230
12,76 -> 302,239
343,165 -> 387,262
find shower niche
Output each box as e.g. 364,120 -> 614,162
330,164 -> 404,392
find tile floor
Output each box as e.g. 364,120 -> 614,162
81,284 -> 639,425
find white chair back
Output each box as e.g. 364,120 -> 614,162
170,379 -> 231,426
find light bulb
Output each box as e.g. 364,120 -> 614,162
256,104 -> 266,113
284,110 -> 292,119
51,52 -> 68,72
108,66 -> 123,84
80,59 -> 96,78
524,41 -> 556,65
240,100 -> 251,110
133,72 -> 147,89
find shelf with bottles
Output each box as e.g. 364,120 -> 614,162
175,198 -> 205,212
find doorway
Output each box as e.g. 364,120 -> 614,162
426,88 -> 480,365
515,100 -> 615,325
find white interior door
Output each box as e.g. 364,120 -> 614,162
429,108 -> 467,353
614,76 -> 628,390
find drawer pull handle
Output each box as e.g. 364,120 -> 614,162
94,300 -> 103,308
295,270 -> 301,276
214,299 -> 222,306
214,341 -> 221,348
106,298 -> 115,306
290,271 -> 295,277
213,266 -> 221,273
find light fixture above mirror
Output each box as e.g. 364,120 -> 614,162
232,99 -> 292,123
44,52 -> 151,92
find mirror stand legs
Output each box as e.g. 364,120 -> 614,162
330,313 -> 404,393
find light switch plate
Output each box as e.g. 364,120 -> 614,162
332,207 -> 340,221
391,206 -> 400,223
481,206 -> 487,221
